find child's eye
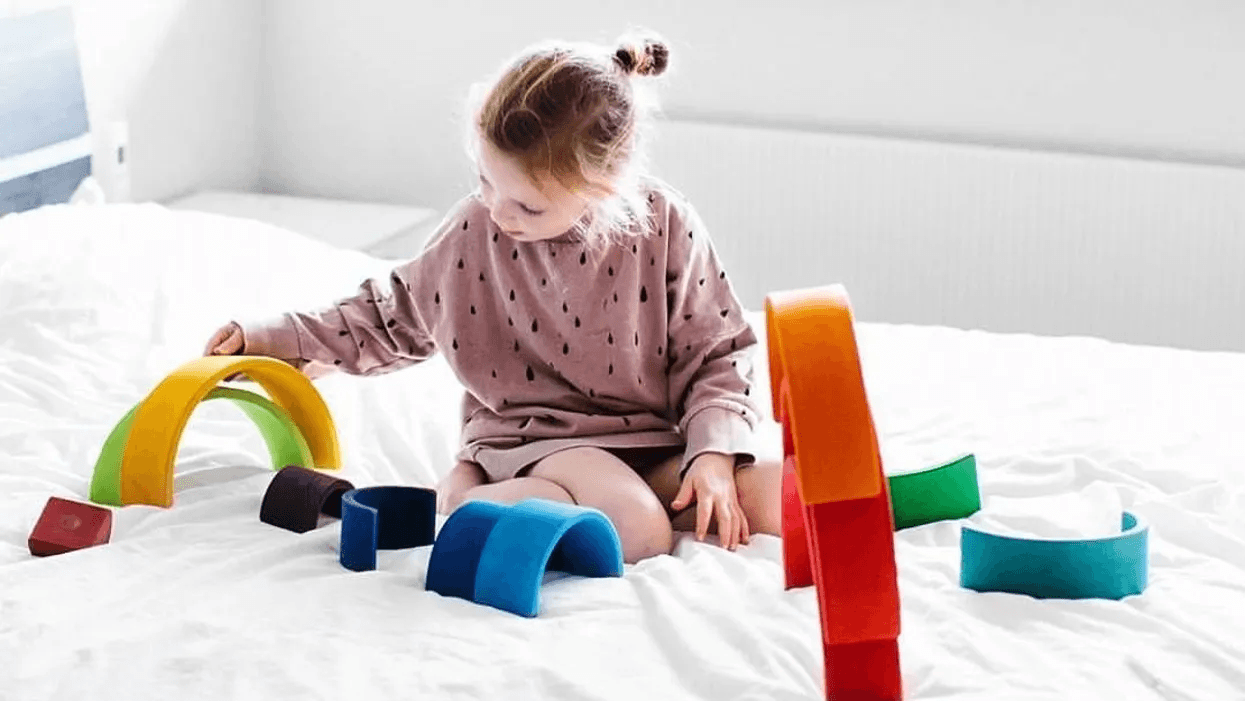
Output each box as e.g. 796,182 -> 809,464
520,204 -> 544,216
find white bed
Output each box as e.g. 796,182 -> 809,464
3,197 -> 1245,700
5,8 -> 1245,700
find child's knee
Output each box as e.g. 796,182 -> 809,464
436,461 -> 488,514
612,491 -> 674,564
437,486 -> 466,515
526,446 -> 674,563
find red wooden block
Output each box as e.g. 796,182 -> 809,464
794,478 -> 903,700
806,493 -> 901,644
784,455 -> 903,699
29,497 -> 112,556
782,457 -> 813,588
824,639 -> 904,701
781,422 -> 901,645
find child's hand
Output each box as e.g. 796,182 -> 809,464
670,452 -> 751,550
202,321 -> 331,381
203,322 -> 248,381
204,322 -> 244,356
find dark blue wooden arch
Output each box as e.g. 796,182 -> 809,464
339,486 -> 437,572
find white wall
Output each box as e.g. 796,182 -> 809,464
260,0 -> 1245,213
2,0 -> 261,202
7,0 -> 1243,348
648,119 -> 1245,352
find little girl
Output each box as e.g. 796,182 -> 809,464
203,32 -> 780,563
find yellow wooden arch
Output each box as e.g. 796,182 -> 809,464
119,356 -> 341,507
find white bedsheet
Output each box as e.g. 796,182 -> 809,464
2,203 -> 1244,700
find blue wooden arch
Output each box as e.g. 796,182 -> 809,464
426,499 -> 624,617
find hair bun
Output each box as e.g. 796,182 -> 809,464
614,35 -> 669,77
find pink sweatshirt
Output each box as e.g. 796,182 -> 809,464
238,178 -> 762,481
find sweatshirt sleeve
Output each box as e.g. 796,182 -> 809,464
237,265 -> 434,377
235,202 -> 468,377
661,191 -> 763,477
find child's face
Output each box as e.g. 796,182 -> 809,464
476,137 -> 594,242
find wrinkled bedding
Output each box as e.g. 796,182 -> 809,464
2,203 -> 1243,700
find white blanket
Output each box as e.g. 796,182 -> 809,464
2,203 -> 1244,700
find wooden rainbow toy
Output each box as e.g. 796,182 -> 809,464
90,356 -> 341,508
766,284 -> 903,701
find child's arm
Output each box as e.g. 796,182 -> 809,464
662,195 -> 763,478
230,199 -> 472,377
236,263 -> 437,377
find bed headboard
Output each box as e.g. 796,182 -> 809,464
648,118 -> 1245,353
0,7 -> 91,217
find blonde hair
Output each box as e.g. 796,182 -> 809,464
464,31 -> 669,245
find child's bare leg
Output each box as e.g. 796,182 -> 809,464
733,458 -> 782,536
436,461 -> 489,514
525,447 -> 673,564
436,460 -> 574,513
637,454 -> 696,528
457,476 -> 575,507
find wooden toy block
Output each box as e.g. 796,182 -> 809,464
29,496 -> 112,556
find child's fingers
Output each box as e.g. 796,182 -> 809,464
738,505 -> 751,546
722,505 -> 737,555
671,477 -> 696,511
222,328 -> 243,354
204,329 -> 226,356
696,498 -> 714,542
205,324 -> 243,356
717,498 -> 737,550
